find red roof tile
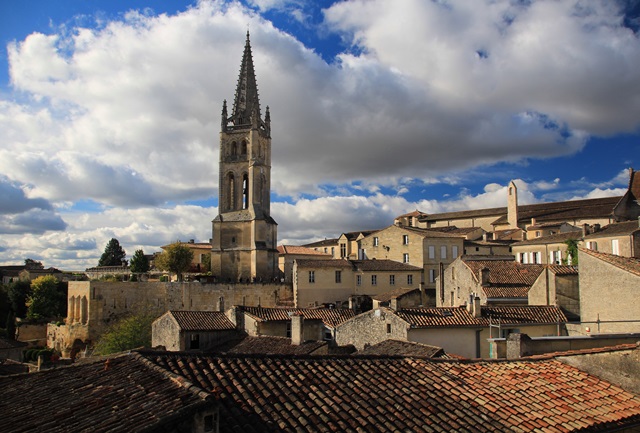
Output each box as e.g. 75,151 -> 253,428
166,310 -> 236,331
462,257 -> 545,287
580,247 -> 640,277
240,306 -> 355,328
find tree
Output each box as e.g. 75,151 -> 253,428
24,258 -> 44,269
26,276 -> 65,321
7,280 -> 31,319
129,249 -> 150,274
155,241 -> 194,281
563,239 -> 579,266
92,311 -> 156,355
200,253 -> 212,273
98,238 -> 127,266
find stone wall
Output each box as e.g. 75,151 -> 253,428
579,250 -> 640,333
334,309 -> 409,350
438,257 -> 485,307
16,323 -> 47,347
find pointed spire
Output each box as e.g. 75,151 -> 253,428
231,31 -> 262,128
221,99 -> 228,132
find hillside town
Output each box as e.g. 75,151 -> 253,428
1,33 -> 640,432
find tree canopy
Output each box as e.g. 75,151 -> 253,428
7,280 -> 31,319
24,258 -> 44,269
92,311 -> 157,355
98,238 -> 127,266
155,241 -> 194,281
26,275 -> 65,321
129,249 -> 150,274
563,239 -> 579,266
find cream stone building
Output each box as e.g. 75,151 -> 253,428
582,220 -> 640,257
578,248 -> 640,334
337,230 -> 378,259
211,32 -> 278,282
277,245 -> 332,283
334,304 -> 567,358
292,259 -> 422,308
512,230 -> 583,265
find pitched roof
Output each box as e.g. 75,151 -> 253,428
462,257 -> 545,287
0,354 -> 212,432
340,230 -> 379,241
394,305 -> 567,328
372,287 -> 420,303
165,311 -> 236,331
580,247 -> 640,277
137,351 -> 640,432
584,220 -> 640,238
211,335 -> 328,355
483,286 -> 530,299
357,339 -> 446,358
277,245 -> 332,256
548,264 -> 579,275
511,230 -> 583,246
239,306 -> 355,328
295,258 -> 354,269
302,238 -> 339,248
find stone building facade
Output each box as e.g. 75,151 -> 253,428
47,280 -> 292,355
211,32 -> 278,282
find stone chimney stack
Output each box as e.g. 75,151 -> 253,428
291,312 -> 304,346
473,296 -> 481,318
479,268 -> 490,286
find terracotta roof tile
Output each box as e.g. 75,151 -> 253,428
512,230 -> 583,246
357,339 -> 447,358
212,335 -> 328,355
483,286 -> 530,299
372,287 -> 420,302
240,306 -> 355,328
395,305 -> 567,328
136,351 -> 640,432
462,257 -> 545,287
167,310 -> 236,331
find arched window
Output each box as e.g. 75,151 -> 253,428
242,174 -> 249,209
231,141 -> 237,156
227,173 -> 235,210
241,140 -> 247,155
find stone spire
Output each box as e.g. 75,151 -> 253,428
230,31 -> 262,128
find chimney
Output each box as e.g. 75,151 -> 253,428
472,295 -> 481,318
530,218 -> 536,227
290,312 -> 304,346
479,268 -> 490,286
582,224 -> 590,237
593,224 -> 601,232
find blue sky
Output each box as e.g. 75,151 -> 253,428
0,0 -> 638,269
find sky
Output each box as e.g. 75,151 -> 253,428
0,0 -> 639,270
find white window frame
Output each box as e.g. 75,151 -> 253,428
612,239 -> 619,255
429,269 -> 436,283
373,237 -> 379,247
452,245 -> 459,258
403,253 -> 409,263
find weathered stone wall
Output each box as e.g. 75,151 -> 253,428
334,309 -> 409,350
151,314 -> 182,350
437,258 -> 486,307
361,226 -> 426,269
579,250 -> 640,333
16,323 -> 47,347
555,274 -> 580,317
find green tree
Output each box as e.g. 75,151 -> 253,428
26,276 -> 64,321
98,238 -> 127,266
7,280 -> 31,319
129,249 -> 150,274
24,258 -> 44,269
5,311 -> 16,340
93,311 -> 157,355
200,252 -> 212,273
563,239 -> 579,266
155,241 -> 194,281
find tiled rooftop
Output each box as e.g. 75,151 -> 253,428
548,264 -> 579,275
357,339 -> 446,358
166,310 -> 236,331
240,306 -> 355,328
511,230 -> 583,246
584,220 -> 640,238
295,258 -> 422,272
0,337 -> 28,350
302,238 -> 339,248
580,247 -> 640,277
138,350 -> 640,432
395,305 -> 567,328
462,257 -> 544,286
277,245 -> 332,256
483,286 -> 530,299
211,335 -> 328,355
0,354 -> 211,432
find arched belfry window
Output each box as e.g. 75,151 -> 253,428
242,174 -> 249,210
241,140 -> 247,156
231,142 -> 237,157
227,173 -> 235,210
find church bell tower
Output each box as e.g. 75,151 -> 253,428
211,32 -> 278,282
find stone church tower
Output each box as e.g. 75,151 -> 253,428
211,32 -> 278,282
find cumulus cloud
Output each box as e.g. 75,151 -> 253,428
1,0 -> 638,268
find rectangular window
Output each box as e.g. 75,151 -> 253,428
371,275 -> 377,286
356,275 -> 362,286
309,271 -> 315,283
340,244 -> 347,258
429,269 -> 436,283
373,237 -> 379,247
190,334 -> 200,350
389,275 -> 395,285
286,322 -> 291,338
408,217 -> 413,227
587,241 -> 598,251
440,246 -> 447,259
551,250 -> 561,264
428,246 -> 435,259
403,235 -> 409,245
452,245 -> 459,258
335,270 -> 341,283
407,275 -> 413,285
403,253 -> 409,263
386,324 -> 392,334
612,239 -> 619,255
532,252 -> 540,264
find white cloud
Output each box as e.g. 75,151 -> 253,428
1,0 -> 638,268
